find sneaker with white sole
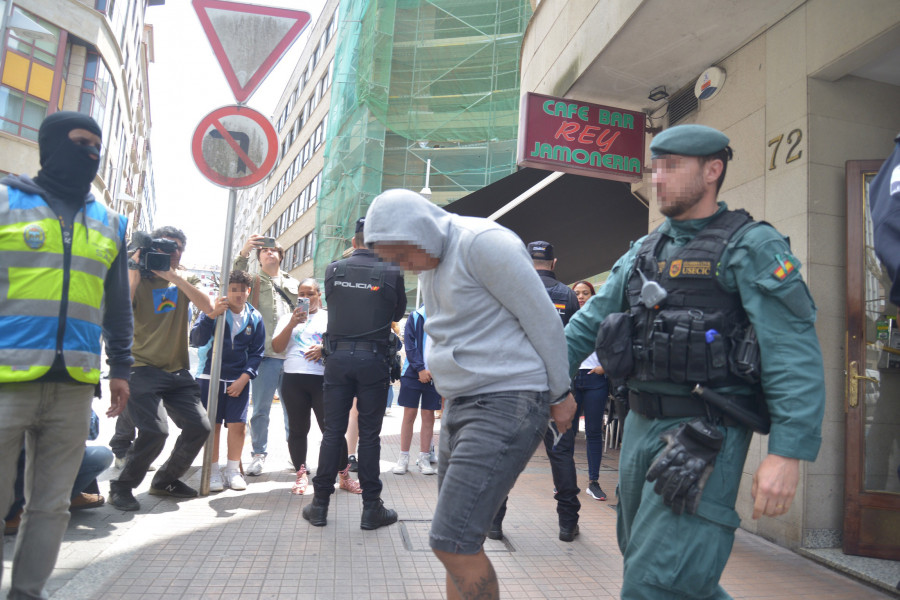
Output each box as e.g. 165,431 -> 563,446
417,452 -> 435,475
392,453 -> 409,475
225,469 -> 247,491
246,453 -> 265,476
586,480 -> 607,501
428,442 -> 437,464
209,467 -> 224,492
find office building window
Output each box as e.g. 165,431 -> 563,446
303,231 -> 315,263
0,9 -> 62,141
79,49 -> 115,164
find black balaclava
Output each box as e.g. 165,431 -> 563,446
34,111 -> 103,202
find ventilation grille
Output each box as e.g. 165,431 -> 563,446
668,85 -> 698,125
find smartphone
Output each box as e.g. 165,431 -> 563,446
297,297 -> 310,315
261,236 -> 276,248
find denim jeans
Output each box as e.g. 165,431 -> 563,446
0,381 -> 93,600
5,444 -> 114,524
492,419 -> 580,531
573,370 -> 609,481
248,357 -> 287,455
112,367 -> 210,491
312,348 -> 390,506
431,390 -> 549,554
71,446 -> 114,498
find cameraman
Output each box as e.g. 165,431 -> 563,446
109,226 -> 214,512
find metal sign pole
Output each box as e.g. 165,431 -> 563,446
200,188 -> 237,495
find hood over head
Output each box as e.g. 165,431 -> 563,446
364,189 -> 451,259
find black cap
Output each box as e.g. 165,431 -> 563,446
355,217 -> 365,233
527,241 -> 554,260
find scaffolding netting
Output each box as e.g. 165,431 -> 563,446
314,0 -> 532,288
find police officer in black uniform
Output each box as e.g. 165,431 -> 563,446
304,217 -> 406,530
489,241 -> 582,542
530,241 -> 580,323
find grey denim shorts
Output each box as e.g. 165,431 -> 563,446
429,390 -> 549,554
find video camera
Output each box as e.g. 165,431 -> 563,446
128,231 -> 178,277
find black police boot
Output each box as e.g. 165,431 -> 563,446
108,482 -> 140,512
360,499 -> 397,530
559,523 -> 579,543
302,497 -> 329,527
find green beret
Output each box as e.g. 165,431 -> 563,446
650,124 -> 731,158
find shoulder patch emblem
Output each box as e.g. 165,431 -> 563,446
23,224 -> 45,249
669,259 -> 682,278
772,253 -> 796,281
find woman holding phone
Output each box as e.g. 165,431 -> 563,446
271,278 -> 360,495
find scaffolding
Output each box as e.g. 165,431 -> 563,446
314,0 -> 532,282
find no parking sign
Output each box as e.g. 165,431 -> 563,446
191,105 -> 278,189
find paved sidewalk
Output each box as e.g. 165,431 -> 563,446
3,398 -> 894,599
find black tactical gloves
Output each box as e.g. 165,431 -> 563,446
646,418 -> 723,515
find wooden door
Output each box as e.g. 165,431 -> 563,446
843,159 -> 900,560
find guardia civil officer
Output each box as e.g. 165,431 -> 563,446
303,217 -> 406,529
565,124 -> 825,598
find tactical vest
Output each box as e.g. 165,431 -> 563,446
626,209 -> 757,387
0,186 -> 126,384
326,258 -> 397,342
543,277 -> 573,325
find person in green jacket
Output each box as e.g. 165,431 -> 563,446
234,234 -> 299,475
565,124 -> 825,599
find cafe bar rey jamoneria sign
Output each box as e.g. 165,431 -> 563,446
518,92 -> 645,183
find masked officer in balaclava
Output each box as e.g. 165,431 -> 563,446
0,111 -> 132,599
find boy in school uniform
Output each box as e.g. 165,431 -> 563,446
191,270 -> 266,491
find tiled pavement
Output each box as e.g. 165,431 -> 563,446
3,397 -> 896,600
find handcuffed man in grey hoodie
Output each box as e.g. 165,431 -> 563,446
365,189 -> 576,600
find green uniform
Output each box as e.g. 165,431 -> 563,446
566,202 -> 825,599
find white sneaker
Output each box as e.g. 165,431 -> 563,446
392,453 -> 409,474
225,469 -> 247,491
209,467 -> 224,492
246,453 -> 265,476
428,443 -> 438,464
417,452 -> 436,475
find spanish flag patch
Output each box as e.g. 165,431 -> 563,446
772,253 -> 796,281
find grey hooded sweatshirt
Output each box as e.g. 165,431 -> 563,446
364,189 -> 570,402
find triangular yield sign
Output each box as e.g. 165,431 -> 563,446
193,0 -> 311,103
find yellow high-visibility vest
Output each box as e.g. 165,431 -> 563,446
0,185 -> 127,384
